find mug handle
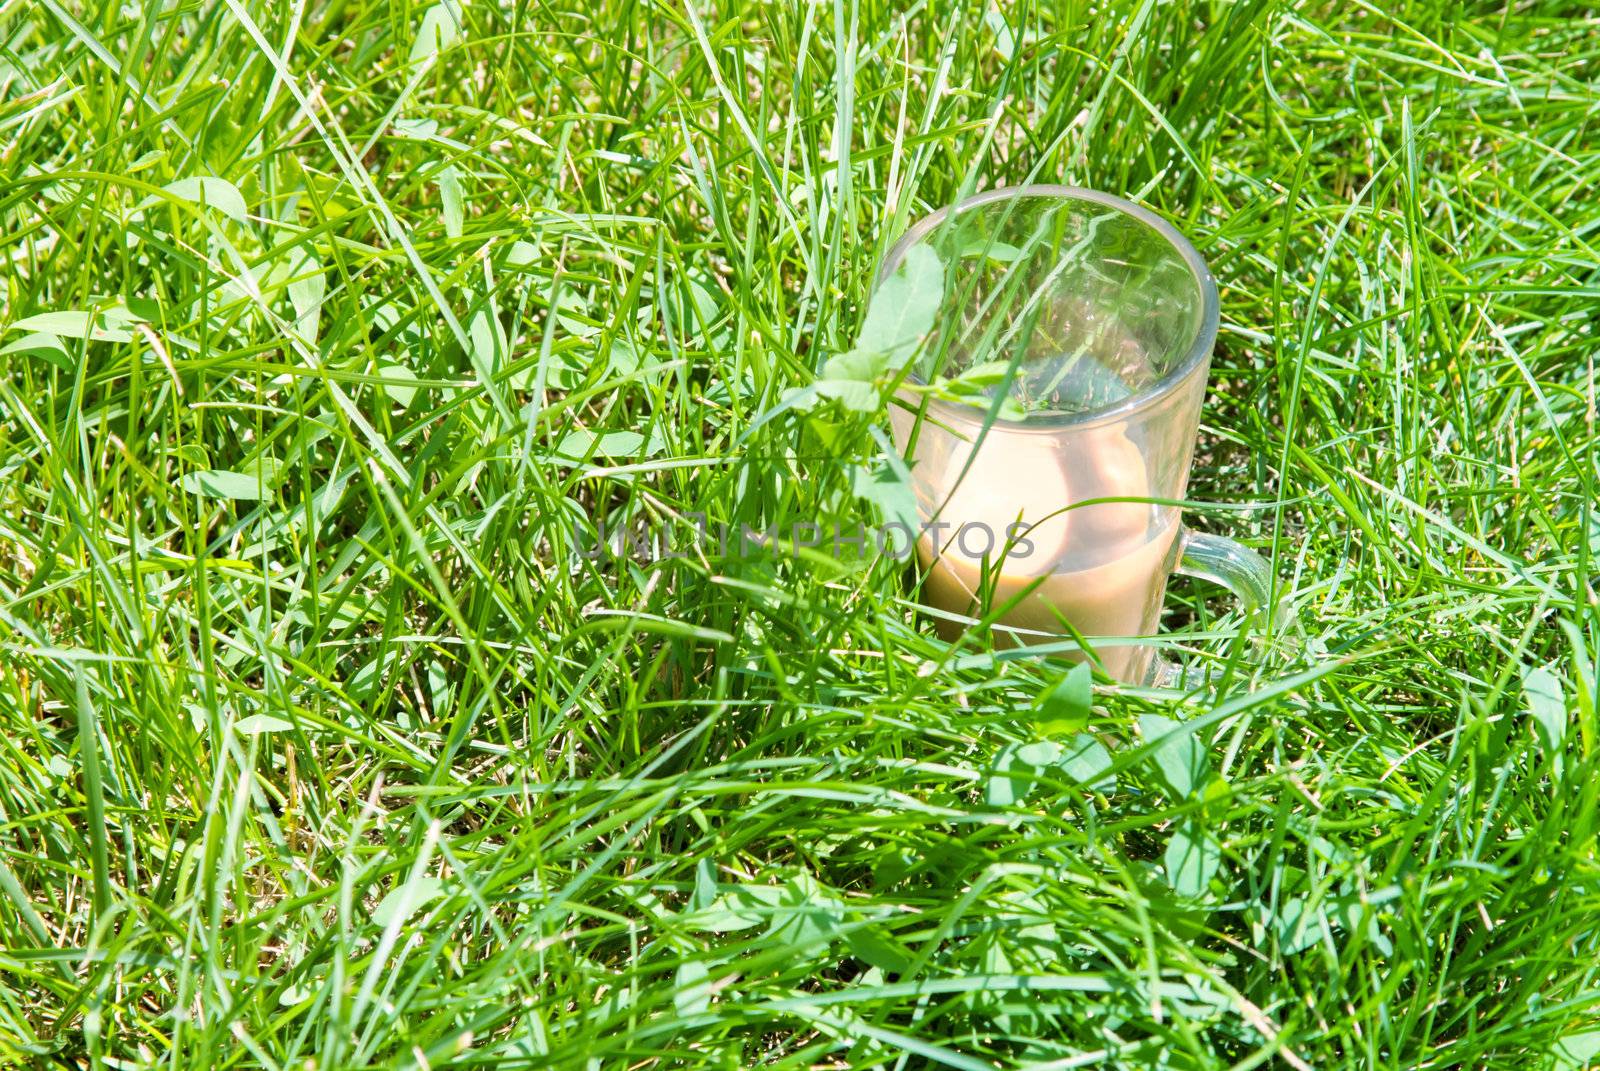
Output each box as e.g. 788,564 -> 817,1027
1150,528 -> 1292,688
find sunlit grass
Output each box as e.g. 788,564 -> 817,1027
2,0 -> 1598,1067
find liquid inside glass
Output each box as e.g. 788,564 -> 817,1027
884,188 -> 1212,679
894,408 -> 1181,680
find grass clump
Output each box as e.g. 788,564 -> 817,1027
2,0 -> 1599,1067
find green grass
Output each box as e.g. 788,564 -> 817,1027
3,0 -> 1600,1067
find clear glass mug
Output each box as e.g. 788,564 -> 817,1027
883,185 -> 1284,683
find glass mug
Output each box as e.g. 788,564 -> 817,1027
883,185 -> 1283,683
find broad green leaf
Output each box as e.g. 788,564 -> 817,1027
1554,1030 -> 1600,1070
314,470 -> 351,516
986,740 -> 1059,807
814,247 -> 943,412
607,337 -> 647,377
468,307 -> 505,370
0,332 -> 71,368
505,240 -> 539,267
984,9 -> 1017,60
610,337 -> 650,384
1329,891 -> 1394,956
855,244 -> 944,366
392,117 -> 438,139
8,306 -> 141,343
763,872 -> 844,948
439,165 -> 464,238
555,429 -> 663,461
467,303 -> 519,410
365,295 -> 419,343
1139,712 -> 1207,799
1058,733 -> 1115,791
1266,895 -> 1327,955
427,661 -> 452,718
844,925 -> 912,974
378,363 -> 419,409
555,290 -> 599,338
233,714 -> 294,735
946,359 -> 1021,390
1015,739 -> 1062,766
529,344 -> 591,391
776,384 -> 820,413
248,455 -> 283,484
817,347 -> 889,409
593,984 -> 633,1021
687,884 -> 785,932
673,961 -> 713,1016
688,903 -> 762,933
371,875 -> 445,927
933,378 -> 1028,421
1524,663 -> 1566,749
180,469 -> 272,501
822,346 -> 890,385
815,377 -> 879,412
409,2 -> 463,65
663,276 -> 722,340
1037,662 -> 1092,733
958,235 -> 1022,263
157,177 -> 249,223
850,463 -> 919,536
286,247 -> 325,345
1164,820 -> 1221,898
349,652 -> 402,700
690,858 -> 718,910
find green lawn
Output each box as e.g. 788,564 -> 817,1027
3,0 -> 1599,1067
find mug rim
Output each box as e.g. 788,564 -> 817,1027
877,183 -> 1221,433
